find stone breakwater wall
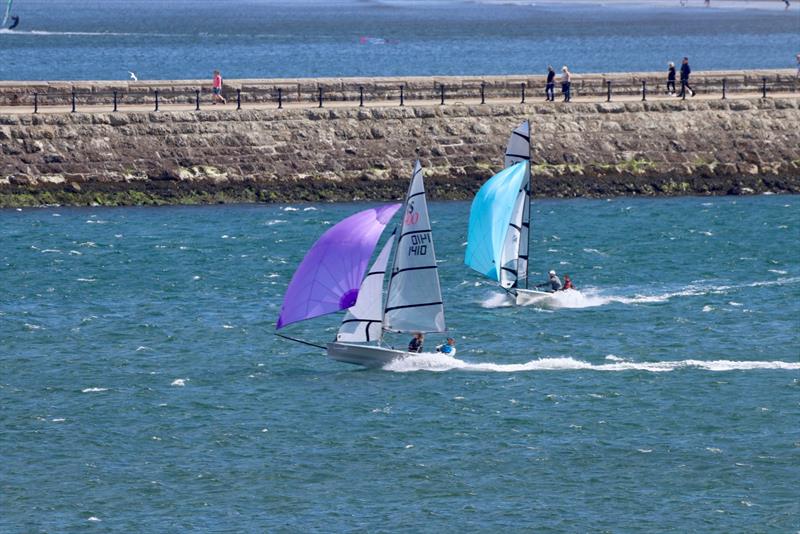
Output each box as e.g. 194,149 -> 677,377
1,93 -> 799,206
0,70 -> 797,108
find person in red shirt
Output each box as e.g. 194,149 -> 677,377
562,274 -> 574,290
212,70 -> 226,105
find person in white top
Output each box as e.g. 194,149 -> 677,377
561,66 -> 572,102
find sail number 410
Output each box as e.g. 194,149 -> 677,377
408,233 -> 431,256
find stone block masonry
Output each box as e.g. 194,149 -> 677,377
0,74 -> 798,207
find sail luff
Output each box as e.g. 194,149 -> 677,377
383,161 -> 446,334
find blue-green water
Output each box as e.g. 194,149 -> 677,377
1,196 -> 799,532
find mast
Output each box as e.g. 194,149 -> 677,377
525,119 -> 532,289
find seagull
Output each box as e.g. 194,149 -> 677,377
128,71 -> 138,81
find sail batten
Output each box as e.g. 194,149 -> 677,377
383,161 -> 446,334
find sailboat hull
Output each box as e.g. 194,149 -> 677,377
514,288 -> 554,306
326,342 -> 410,368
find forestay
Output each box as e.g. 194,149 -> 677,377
383,161 -> 446,334
336,232 -> 396,342
464,162 -> 528,283
276,203 -> 401,329
502,120 -> 531,288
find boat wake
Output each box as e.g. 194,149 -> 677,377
480,277 -> 800,310
383,354 -> 800,373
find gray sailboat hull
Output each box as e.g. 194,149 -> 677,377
326,342 -> 410,368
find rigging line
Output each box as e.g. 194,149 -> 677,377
274,333 -> 327,350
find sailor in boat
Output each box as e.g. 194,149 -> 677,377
436,337 -> 457,355
408,333 -> 424,353
8,15 -> 19,29
562,274 -> 574,290
536,270 -> 563,292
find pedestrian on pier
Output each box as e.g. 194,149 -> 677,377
667,61 -> 676,96
678,57 -> 695,97
212,70 -> 226,105
545,65 -> 556,101
561,65 -> 572,102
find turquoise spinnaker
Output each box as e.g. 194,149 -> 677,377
464,161 -> 528,282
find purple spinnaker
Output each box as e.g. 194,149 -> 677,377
276,204 -> 401,329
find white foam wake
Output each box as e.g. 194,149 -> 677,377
383,355 -> 800,373
479,277 -> 800,310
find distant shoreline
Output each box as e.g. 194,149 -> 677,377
478,0 -> 793,10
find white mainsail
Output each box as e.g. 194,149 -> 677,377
502,120 -> 531,289
383,161 -> 446,334
336,232 -> 395,343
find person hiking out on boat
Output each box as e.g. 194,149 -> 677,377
436,337 -> 457,356
408,333 -> 424,353
545,65 -> 556,101
537,270 -> 563,292
562,274 -> 574,290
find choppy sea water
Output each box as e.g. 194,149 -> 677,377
1,195 -> 798,531
0,0 -> 798,81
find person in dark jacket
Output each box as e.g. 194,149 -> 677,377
408,333 -> 424,353
666,62 -> 676,96
678,57 -> 695,97
545,65 -> 556,102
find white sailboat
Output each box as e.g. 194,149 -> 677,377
465,120 -> 552,305
276,161 -> 448,368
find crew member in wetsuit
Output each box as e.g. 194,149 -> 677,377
562,274 -> 573,290
435,337 -> 457,355
537,270 -> 563,292
408,333 -> 424,353
8,16 -> 19,30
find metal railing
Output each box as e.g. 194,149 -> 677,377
11,76 -> 799,115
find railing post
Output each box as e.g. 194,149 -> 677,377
195,89 -> 200,110
278,88 -> 283,109
71,90 -> 76,113
440,84 -> 445,105
762,77 -> 767,99
722,79 -> 727,100
400,85 -> 404,107
236,89 -> 241,110
154,89 -> 159,111
33,92 -> 38,114
318,87 -> 323,108
359,86 -> 364,107
681,80 -> 687,100
606,80 -> 612,102
641,80 -> 647,101
480,82 -> 485,105
113,90 -> 118,112
520,82 -> 526,104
